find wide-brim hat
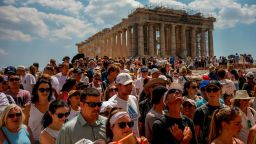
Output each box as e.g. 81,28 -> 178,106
232,90 -> 254,100
144,78 -> 168,93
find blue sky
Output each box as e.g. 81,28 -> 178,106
0,0 -> 255,69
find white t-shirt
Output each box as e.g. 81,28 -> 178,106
55,73 -> 67,90
21,73 -> 36,94
135,77 -> 145,96
108,94 -> 140,136
51,75 -> 60,94
238,107 -> 256,143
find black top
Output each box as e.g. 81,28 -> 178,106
193,103 -> 224,144
152,115 -> 198,144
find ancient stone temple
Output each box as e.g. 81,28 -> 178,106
76,7 -> 216,58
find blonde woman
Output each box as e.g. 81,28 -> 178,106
0,104 -> 34,144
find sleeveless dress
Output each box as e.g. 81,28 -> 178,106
42,127 -> 59,140
2,125 -> 31,144
28,104 -> 44,142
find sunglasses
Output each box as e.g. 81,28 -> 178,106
118,121 -> 134,129
56,112 -> 70,119
8,112 -> 22,118
110,88 -> 118,92
38,88 -> 51,93
169,89 -> 182,94
9,78 -> 20,82
206,87 -> 220,93
84,102 -> 102,108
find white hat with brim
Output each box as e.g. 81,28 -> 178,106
232,90 -> 254,100
116,73 -> 133,85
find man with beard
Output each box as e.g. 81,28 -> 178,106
152,83 -> 197,144
57,88 -> 106,144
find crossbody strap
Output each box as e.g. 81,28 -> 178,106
1,127 -> 11,144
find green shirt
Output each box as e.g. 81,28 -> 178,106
56,113 -> 107,144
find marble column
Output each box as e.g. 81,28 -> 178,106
160,23 -> 165,57
138,23 -> 144,56
181,25 -> 187,58
122,29 -> 127,57
148,23 -> 154,56
191,28 -> 197,58
132,25 -> 137,56
112,34 -> 116,58
117,31 -> 122,58
208,29 -> 214,57
170,24 -> 176,57
201,29 -> 206,57
127,27 -> 132,57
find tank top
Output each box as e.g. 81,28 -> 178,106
2,125 -> 31,144
28,104 -> 44,141
43,127 -> 59,139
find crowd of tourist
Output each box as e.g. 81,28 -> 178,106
0,53 -> 255,144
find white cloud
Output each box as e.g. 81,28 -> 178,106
0,5 -> 49,37
0,28 -> 32,42
84,0 -> 143,26
188,0 -> 256,28
0,5 -> 96,41
149,0 -> 187,9
0,48 -> 8,56
25,0 -> 84,16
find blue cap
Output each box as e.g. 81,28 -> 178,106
199,80 -> 209,89
141,66 -> 148,72
4,66 -> 16,75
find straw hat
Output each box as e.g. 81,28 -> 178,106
232,90 -> 254,100
144,78 -> 168,94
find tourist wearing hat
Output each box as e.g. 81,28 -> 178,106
182,99 -> 196,119
150,68 -> 161,79
242,72 -> 255,97
105,73 -> 140,136
66,90 -> 80,120
232,90 -> 256,143
152,83 -> 197,144
139,78 -> 168,136
193,80 -> 225,144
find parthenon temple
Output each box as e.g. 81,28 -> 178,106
76,7 -> 216,58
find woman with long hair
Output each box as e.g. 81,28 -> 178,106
209,107 -> 243,144
0,104 -> 34,144
23,79 -> 52,143
40,100 -> 70,144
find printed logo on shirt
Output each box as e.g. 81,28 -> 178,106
128,105 -> 138,120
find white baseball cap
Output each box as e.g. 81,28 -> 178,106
116,73 -> 133,85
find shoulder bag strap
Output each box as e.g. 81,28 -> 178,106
1,128 -> 11,144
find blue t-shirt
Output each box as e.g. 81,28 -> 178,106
2,125 -> 31,144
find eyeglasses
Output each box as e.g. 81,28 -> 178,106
9,78 -> 20,82
118,121 -> 134,129
84,102 -> 102,108
8,112 -> 22,118
110,88 -> 118,92
56,112 -> 70,119
38,88 -> 51,93
206,87 -> 220,93
169,89 -> 182,94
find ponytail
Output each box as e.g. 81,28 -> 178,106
41,111 -> 52,128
